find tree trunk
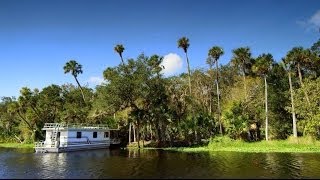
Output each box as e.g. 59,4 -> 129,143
17,111 -> 34,131
133,123 -> 136,142
288,72 -> 297,137
13,133 -> 22,143
150,124 -> 153,141
243,68 -> 247,101
185,53 -> 192,96
137,120 -> 140,149
120,54 -> 125,65
209,96 -> 212,114
194,130 -> 198,143
129,122 -> 132,144
297,63 -> 310,106
264,76 -> 268,141
216,60 -> 222,135
73,76 -> 86,103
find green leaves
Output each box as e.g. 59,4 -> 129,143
231,47 -> 252,70
252,53 -> 274,76
207,46 -> 224,66
178,37 -> 190,53
114,44 -> 125,56
63,60 -> 83,78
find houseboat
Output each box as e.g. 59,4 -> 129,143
34,123 -> 120,153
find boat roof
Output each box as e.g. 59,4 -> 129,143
42,123 -> 119,131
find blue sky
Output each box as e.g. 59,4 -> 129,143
0,0 -> 320,98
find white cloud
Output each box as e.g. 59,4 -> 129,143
297,10 -> 320,32
88,76 -> 105,85
309,10 -> 320,27
161,53 -> 183,76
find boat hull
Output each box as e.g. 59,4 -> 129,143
35,143 -> 109,153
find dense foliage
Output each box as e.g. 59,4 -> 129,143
1,39 -> 320,147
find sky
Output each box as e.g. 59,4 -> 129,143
0,0 -> 320,98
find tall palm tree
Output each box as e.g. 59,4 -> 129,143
178,37 -> 192,95
207,46 -> 224,135
282,59 -> 297,137
286,47 -> 311,105
231,47 -> 252,101
113,44 -> 132,144
63,60 -> 86,103
114,44 -> 125,65
252,53 -> 274,141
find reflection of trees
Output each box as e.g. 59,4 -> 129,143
265,153 -> 303,178
5,149 -> 320,179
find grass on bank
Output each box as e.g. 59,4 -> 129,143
0,142 -> 34,149
163,136 -> 320,153
127,136 -> 320,153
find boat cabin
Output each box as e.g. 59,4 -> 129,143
35,123 -> 120,153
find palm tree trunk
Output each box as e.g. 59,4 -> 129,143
297,63 -> 310,106
209,65 -> 213,114
129,122 -> 132,144
288,72 -> 297,137
215,61 -> 222,135
133,123 -> 136,142
264,76 -> 268,141
209,98 -> 212,114
185,53 -> 192,96
73,76 -> 86,103
120,55 -> 125,65
243,68 -> 247,101
137,120 -> 140,149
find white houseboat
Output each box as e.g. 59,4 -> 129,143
34,123 -> 120,153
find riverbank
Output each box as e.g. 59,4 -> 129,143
2,136 -> 320,153
127,136 -> 320,153
0,143 -> 34,149
164,136 -> 320,153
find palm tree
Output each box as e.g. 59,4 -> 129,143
63,60 -> 86,103
207,46 -> 224,135
286,47 -> 311,105
231,47 -> 252,100
114,44 -> 125,65
252,53 -> 274,141
282,58 -> 297,137
113,44 -> 133,144
178,37 -> 192,95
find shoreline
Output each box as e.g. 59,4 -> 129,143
126,146 -> 320,153
126,137 -> 320,153
2,138 -> 320,153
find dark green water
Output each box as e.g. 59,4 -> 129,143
1,148 -> 320,179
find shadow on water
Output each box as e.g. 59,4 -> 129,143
1,147 -> 320,179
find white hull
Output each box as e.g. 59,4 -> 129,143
35,143 -> 110,153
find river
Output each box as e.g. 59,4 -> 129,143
1,148 -> 320,179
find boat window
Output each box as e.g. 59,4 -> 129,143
104,132 -> 109,138
76,132 -> 82,138
93,132 -> 97,138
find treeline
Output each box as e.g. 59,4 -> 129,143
1,37 -> 320,147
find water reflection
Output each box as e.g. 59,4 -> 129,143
1,148 -> 320,179
35,153 -> 68,178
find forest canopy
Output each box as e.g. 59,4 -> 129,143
1,38 -> 320,147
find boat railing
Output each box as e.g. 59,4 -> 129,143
34,141 -> 45,148
43,123 -> 112,130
